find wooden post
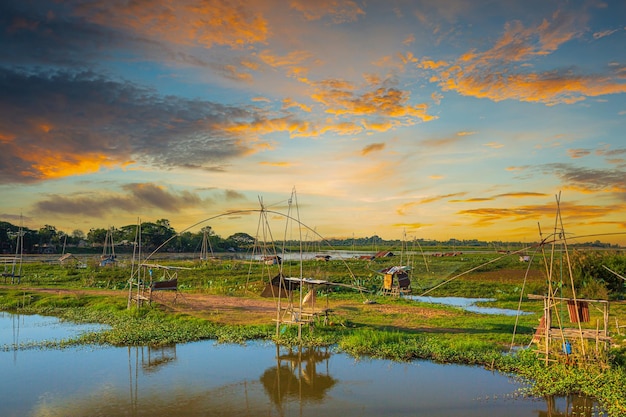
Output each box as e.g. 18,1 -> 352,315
604,302 -> 609,338
543,297 -> 552,364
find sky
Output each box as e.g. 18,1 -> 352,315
1,0 -> 625,245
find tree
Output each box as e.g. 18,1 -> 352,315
141,219 -> 176,250
38,224 -> 59,245
226,232 -> 255,250
71,229 -> 85,241
87,228 -> 108,246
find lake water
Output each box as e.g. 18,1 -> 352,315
0,313 -> 606,417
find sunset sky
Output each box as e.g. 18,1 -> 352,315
1,0 -> 625,245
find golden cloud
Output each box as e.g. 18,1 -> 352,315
17,150 -> 120,180
458,201 -> 626,227
392,222 -> 431,230
435,10 -> 626,105
395,193 -> 469,217
312,82 -> 435,121
282,98 -> 312,112
259,161 -> 293,167
418,59 -> 449,70
396,201 -> 418,216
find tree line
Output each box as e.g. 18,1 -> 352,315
0,219 -> 258,255
0,219 -> 619,255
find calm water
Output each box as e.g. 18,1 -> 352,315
0,314 -> 605,417
0,311 -> 108,347
409,296 -> 530,316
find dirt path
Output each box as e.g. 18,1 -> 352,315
8,287 -> 291,324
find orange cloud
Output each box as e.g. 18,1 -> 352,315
0,132 -> 16,143
418,59 -> 449,70
259,161 -> 293,167
224,116 -> 307,136
312,81 -> 435,122
282,98 -> 312,112
420,192 -> 467,205
258,49 -> 313,69
435,10 -> 626,105
392,222 -> 431,230
506,166 -> 528,171
76,0 -> 269,49
459,201 -> 626,227
450,197 -> 495,203
395,192 -> 468,216
396,202 -> 418,216
568,148 -> 591,158
18,150 -> 120,180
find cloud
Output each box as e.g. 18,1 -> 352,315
73,0 -> 269,50
0,68 -> 261,183
593,28 -> 621,39
282,98 -> 312,112
311,79 -> 435,122
224,189 -> 246,200
435,8 -> 626,105
392,222 -> 432,230
458,201 -> 625,227
0,213 -> 32,223
483,142 -> 504,149
259,161 -> 293,167
495,192 -> 548,198
450,192 -> 548,203
506,166 -> 529,172
396,192 -> 467,215
361,143 -> 385,156
596,147 -> 626,166
544,163 -> 626,193
225,78 -> 437,140
567,148 -> 591,159
34,183 -> 207,217
290,0 -> 365,23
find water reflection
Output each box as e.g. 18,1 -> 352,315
0,311 -> 107,349
261,346 -> 336,408
0,313 -> 607,417
539,395 -> 598,417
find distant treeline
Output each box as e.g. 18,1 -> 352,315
0,219 -> 619,255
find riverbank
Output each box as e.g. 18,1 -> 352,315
1,284 -> 626,415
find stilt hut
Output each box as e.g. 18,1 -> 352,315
379,265 -> 411,296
